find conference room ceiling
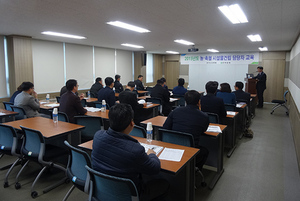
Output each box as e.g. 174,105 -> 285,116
0,0 -> 300,54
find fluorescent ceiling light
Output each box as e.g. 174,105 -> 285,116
174,39 -> 195,46
247,34 -> 262,42
166,51 -> 179,54
121,43 -> 144,49
218,4 -> 248,24
259,47 -> 268,51
41,31 -> 86,39
107,21 -> 150,33
207,49 -> 219,53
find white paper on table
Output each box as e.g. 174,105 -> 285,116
206,125 -> 222,133
236,103 -> 244,108
84,107 -> 101,112
139,143 -> 164,155
169,98 -> 177,102
44,103 -> 59,107
40,101 -> 48,104
227,111 -> 236,116
138,99 -> 146,104
0,112 -> 6,115
158,148 -> 184,162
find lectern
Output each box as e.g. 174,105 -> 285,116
245,78 -> 256,94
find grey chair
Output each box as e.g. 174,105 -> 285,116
74,116 -> 103,142
85,165 -> 139,201
271,90 -> 289,115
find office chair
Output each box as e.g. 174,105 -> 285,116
10,105 -> 27,120
51,111 -> 69,122
0,124 -> 24,188
224,104 -> 236,112
3,102 -> 14,111
15,126 -> 68,198
56,96 -> 60,103
85,165 -> 139,201
206,112 -> 219,124
173,94 -> 186,107
81,99 -> 87,107
63,141 -> 91,201
129,125 -> 146,138
146,97 -> 163,115
146,87 -> 153,96
74,116 -> 103,142
158,128 -> 206,187
271,90 -> 289,115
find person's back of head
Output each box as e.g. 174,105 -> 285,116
109,104 -> 134,132
115,74 -> 121,81
66,79 -> 77,91
156,79 -> 164,85
205,81 -> 218,94
138,75 -> 143,79
184,90 -> 200,105
127,81 -> 135,89
178,78 -> 185,86
95,77 -> 102,83
220,83 -> 231,93
235,81 -> 244,90
160,77 -> 166,83
21,82 -> 34,92
105,77 -> 114,86
17,84 -> 23,91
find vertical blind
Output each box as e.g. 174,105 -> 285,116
0,36 -> 7,98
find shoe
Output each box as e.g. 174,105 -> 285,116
245,129 -> 253,138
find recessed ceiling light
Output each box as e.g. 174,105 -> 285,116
166,51 -> 179,54
207,49 -> 219,53
174,39 -> 195,46
218,4 -> 248,24
247,34 -> 262,42
258,47 -> 268,51
121,43 -> 144,49
107,21 -> 150,33
41,31 -> 86,39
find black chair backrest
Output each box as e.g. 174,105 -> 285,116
56,96 -> 60,103
146,87 -> 153,96
3,102 -> 13,111
173,94 -> 185,106
206,112 -> 219,124
224,104 -> 236,112
159,128 -> 194,147
81,99 -> 87,107
10,105 -> 26,120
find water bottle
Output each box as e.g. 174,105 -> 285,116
46,94 -> 50,103
53,108 -> 58,123
146,122 -> 153,142
113,87 -> 115,92
187,85 -> 190,90
102,100 -> 106,112
88,91 -> 91,99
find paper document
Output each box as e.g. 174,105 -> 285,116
158,148 -> 184,162
206,125 -> 222,133
169,98 -> 177,102
0,112 -> 6,115
140,143 -> 164,155
227,111 -> 236,116
40,101 -> 48,104
138,99 -> 146,104
44,103 -> 59,107
85,107 -> 102,112
236,103 -> 245,108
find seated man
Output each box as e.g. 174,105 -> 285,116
160,77 -> 168,91
14,82 -> 42,118
59,79 -> 87,123
119,81 -> 152,125
172,78 -> 188,96
114,74 -> 124,93
201,81 -> 227,120
97,77 -> 115,108
90,77 -> 103,98
151,79 -> 172,116
134,75 -> 145,90
163,90 -> 209,170
233,81 -> 251,105
92,104 -> 169,201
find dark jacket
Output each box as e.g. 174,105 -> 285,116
216,92 -> 236,105
91,128 -> 161,188
233,90 -> 251,104
200,93 -> 227,119
59,91 -> 87,123
151,84 -> 171,116
253,72 -> 267,90
97,87 -> 115,108
114,81 -> 124,93
90,82 -> 103,98
163,105 -> 209,147
134,79 -> 145,90
172,86 -> 187,96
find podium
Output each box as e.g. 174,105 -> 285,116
245,78 -> 256,94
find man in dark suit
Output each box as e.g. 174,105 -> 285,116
97,77 -> 115,108
59,79 -> 87,123
151,79 -> 172,116
114,74 -> 124,93
233,81 -> 251,104
163,90 -> 209,170
134,75 -> 145,90
90,77 -> 103,98
253,66 -> 267,108
201,81 -> 227,120
119,81 -> 148,124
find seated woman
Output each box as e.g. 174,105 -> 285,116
216,83 -> 236,105
172,78 -> 188,96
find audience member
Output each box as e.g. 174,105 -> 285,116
114,74 -> 124,93
172,78 -> 188,96
10,84 -> 22,104
97,77 -> 115,108
233,81 -> 251,104
160,77 -> 168,91
90,77 -> 103,98
151,79 -> 172,116
216,83 -> 236,105
134,75 -> 145,90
